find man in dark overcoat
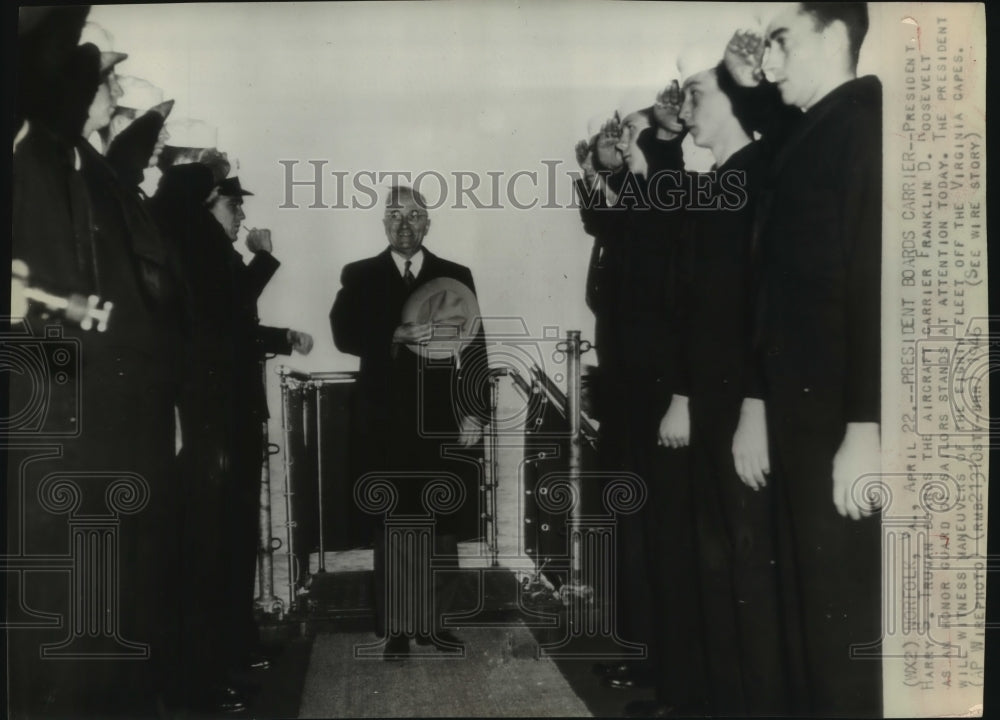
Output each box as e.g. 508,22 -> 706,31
148,169 -> 309,710
330,185 -> 489,658
147,160 -> 245,712
205,176 -> 313,677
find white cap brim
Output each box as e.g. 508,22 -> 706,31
164,118 -> 218,149
617,88 -> 656,119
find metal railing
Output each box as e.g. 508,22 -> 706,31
265,366 -> 504,614
257,330 -> 619,631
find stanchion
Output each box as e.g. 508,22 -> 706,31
277,366 -> 307,612
254,361 -> 284,617
484,371 -> 502,566
300,380 -> 313,586
314,382 -> 326,574
559,330 -> 592,603
537,471 -> 648,658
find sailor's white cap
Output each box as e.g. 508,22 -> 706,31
617,87 -> 657,119
79,22 -> 128,72
164,118 -> 218,149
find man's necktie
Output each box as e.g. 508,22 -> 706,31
403,260 -> 415,289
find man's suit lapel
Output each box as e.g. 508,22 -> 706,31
378,247 -> 399,280
413,248 -> 439,290
376,248 -> 409,311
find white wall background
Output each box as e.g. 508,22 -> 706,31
91,0 -> 879,373
88,0 -> 788,370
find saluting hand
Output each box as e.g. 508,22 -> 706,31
652,80 -> 683,131
724,29 -> 766,88
246,227 -> 273,254
575,139 -> 597,185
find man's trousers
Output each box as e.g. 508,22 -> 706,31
767,395 -> 883,717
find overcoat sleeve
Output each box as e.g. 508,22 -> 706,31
330,262 -> 379,358
256,325 -> 293,356
244,250 -> 281,300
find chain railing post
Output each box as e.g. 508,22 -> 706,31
314,382 -> 327,574
254,359 -> 283,618
277,366 -> 299,612
482,371 -> 502,566
560,330 -> 590,602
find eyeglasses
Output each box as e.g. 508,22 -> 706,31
385,209 -> 428,224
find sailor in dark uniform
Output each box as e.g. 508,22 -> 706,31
11,14 -> 186,715
668,49 -> 791,716
579,91 -> 707,717
734,4 -> 884,715
205,177 -> 313,681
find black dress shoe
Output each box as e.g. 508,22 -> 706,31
244,650 -> 271,672
604,674 -> 653,690
201,683 -> 247,714
593,662 -> 633,678
415,630 -> 464,649
623,699 -> 676,718
383,635 -> 410,660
